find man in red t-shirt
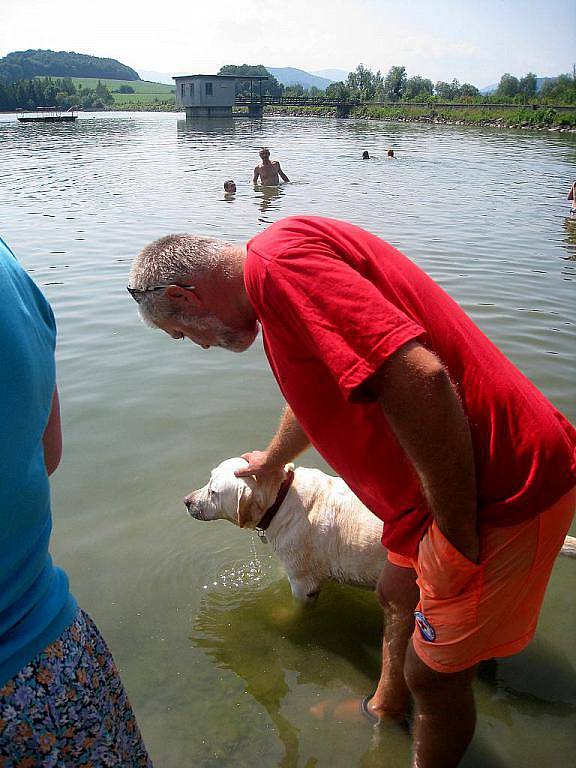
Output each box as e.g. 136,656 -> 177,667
128,217 -> 576,767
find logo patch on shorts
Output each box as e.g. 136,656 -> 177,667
414,611 -> 436,642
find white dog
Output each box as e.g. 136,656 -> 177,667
184,457 -> 387,602
184,457 -> 576,603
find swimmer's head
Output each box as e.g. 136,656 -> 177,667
224,180 -> 236,193
259,147 -> 270,160
387,149 -> 394,158
362,150 -> 370,160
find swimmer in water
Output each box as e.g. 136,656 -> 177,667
253,148 -> 290,186
568,181 -> 576,217
362,150 -> 370,160
224,180 -> 236,195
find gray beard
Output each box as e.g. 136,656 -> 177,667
181,313 -> 258,352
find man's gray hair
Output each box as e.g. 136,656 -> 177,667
129,234 -> 231,325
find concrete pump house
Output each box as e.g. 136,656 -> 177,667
173,74 -> 268,118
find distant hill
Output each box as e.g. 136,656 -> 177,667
0,49 -> 140,84
311,68 -> 349,82
138,65 -> 346,89
265,67 -> 334,89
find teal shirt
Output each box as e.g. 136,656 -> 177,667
0,236 -> 76,687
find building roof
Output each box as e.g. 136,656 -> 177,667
172,74 -> 269,81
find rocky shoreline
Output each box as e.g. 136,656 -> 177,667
261,106 -> 576,132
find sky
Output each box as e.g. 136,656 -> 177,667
1,0 -> 574,87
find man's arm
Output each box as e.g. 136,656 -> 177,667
362,340 -> 478,562
43,387 -> 62,476
253,165 -> 260,184
276,162 -> 290,183
235,404 -> 310,477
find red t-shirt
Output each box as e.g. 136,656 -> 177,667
245,216 -> 576,558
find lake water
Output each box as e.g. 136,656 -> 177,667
1,111 -> 575,767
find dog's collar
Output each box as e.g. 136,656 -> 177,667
256,468 -> 295,533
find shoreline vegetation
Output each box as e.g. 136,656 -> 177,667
5,103 -> 575,131
258,104 -> 576,131
57,103 -> 576,131
2,66 -> 575,131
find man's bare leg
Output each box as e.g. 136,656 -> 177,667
404,641 -> 477,767
367,559 -> 420,721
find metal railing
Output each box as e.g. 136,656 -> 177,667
234,95 -> 576,112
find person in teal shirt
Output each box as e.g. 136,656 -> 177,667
0,236 -> 152,766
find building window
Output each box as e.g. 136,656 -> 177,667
190,83 -> 195,97
180,84 -> 184,98
205,82 -> 213,96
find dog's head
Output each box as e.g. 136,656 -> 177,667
184,457 -> 290,529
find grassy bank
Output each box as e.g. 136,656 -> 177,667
238,104 -> 576,130
69,77 -> 175,107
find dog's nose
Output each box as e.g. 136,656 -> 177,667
183,493 -> 204,519
183,494 -> 197,513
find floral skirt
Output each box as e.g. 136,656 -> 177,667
0,608 -> 152,767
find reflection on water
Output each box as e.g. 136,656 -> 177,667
192,579 -> 383,768
255,183 -> 286,218
561,216 -> 576,258
0,112 -> 575,767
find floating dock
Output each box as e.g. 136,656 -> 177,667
17,107 -> 78,123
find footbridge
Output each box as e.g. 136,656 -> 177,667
234,95 -> 359,117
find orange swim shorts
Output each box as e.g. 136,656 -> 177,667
387,486 -> 576,673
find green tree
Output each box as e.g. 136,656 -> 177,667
94,80 -> 113,104
284,83 -> 304,97
325,81 -> 351,100
496,73 -> 520,98
519,72 -> 537,98
61,77 -> 76,95
540,73 -> 576,103
458,83 -> 480,98
346,63 -> 380,100
404,75 -> 433,100
435,80 -> 456,100
383,66 -> 407,101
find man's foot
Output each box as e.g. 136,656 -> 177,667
361,695 -> 381,725
362,694 -> 410,726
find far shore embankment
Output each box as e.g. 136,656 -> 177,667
4,104 -> 576,132
257,104 -> 576,132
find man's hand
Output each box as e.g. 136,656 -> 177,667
235,450 -> 283,478
235,405 -> 310,479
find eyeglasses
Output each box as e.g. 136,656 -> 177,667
126,283 -> 196,304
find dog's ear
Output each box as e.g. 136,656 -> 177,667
236,482 -> 254,528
